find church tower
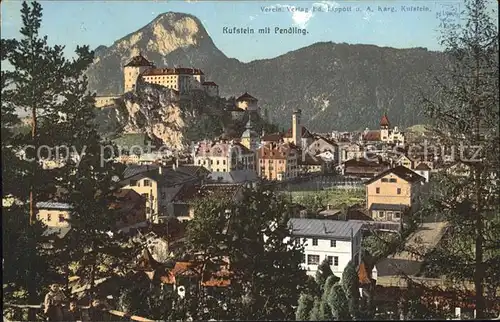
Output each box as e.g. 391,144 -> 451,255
380,113 -> 390,141
123,52 -> 154,93
241,119 -> 260,151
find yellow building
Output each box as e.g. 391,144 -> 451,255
36,202 -> 73,239
364,166 -> 426,221
236,92 -> 259,112
257,142 -> 299,181
124,53 -> 155,93
119,165 -> 199,223
193,140 -> 256,173
240,119 -> 260,151
123,54 -> 219,97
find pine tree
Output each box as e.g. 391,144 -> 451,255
2,1 -> 134,307
186,187 -> 308,320
327,283 -> 350,320
418,0 -> 499,318
342,261 -> 360,319
315,258 -> 334,291
295,293 -> 315,321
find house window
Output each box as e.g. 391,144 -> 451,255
307,255 -> 320,265
312,238 -> 318,246
378,211 -> 385,218
47,214 -> 52,221
330,240 -> 336,247
143,179 -> 151,187
394,212 -> 401,219
223,160 -> 226,165
333,256 -> 339,266
142,193 -> 149,200
129,180 -> 137,186
217,160 -> 220,165
389,178 -> 397,183
376,187 -> 380,194
327,256 -> 334,265
146,207 -> 151,213
397,188 -> 401,195
59,214 -> 65,223
381,178 -> 388,183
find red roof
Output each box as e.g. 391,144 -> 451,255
236,92 -> 258,102
261,133 -> 283,142
380,113 -> 390,127
124,54 -> 154,67
363,130 -> 381,141
141,67 -> 204,76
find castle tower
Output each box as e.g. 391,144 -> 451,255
236,92 -> 259,113
123,52 -> 154,93
380,113 -> 390,141
241,119 -> 260,151
292,109 -> 302,148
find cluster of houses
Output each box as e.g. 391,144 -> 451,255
13,56 -> 479,316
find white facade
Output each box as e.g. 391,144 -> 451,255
298,233 -> 362,278
415,169 -> 430,182
288,219 -> 364,278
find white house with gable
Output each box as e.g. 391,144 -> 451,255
288,218 -> 364,278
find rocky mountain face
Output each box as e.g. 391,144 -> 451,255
95,80 -> 228,150
88,12 -> 445,133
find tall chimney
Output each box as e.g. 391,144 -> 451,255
292,109 -> 302,148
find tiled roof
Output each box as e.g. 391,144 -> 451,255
261,133 -> 284,142
380,114 -> 391,127
194,140 -> 253,158
288,218 -> 364,239
369,203 -> 409,212
414,162 -> 431,170
202,81 -> 218,86
236,92 -> 258,102
297,153 -> 323,166
363,130 -> 381,141
141,67 -> 204,76
36,201 -> 73,210
364,165 -> 426,185
258,142 -> 298,160
284,126 -> 314,139
159,261 -> 231,287
358,261 -> 373,285
124,54 -> 154,67
176,165 -> 210,177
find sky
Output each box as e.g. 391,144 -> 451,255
1,0 -> 498,62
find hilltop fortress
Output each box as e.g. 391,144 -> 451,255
95,53 -> 220,107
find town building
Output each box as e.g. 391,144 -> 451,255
340,158 -> 391,178
306,136 -> 339,164
337,142 -> 363,164
362,114 -> 405,146
240,119 -> 260,151
413,162 -> 431,182
123,53 -> 219,97
193,140 -> 256,173
170,183 -> 245,221
364,165 -> 427,221
283,109 -> 314,149
395,154 -> 413,169
36,202 -> 73,239
95,96 -> 119,108
118,165 -> 200,223
297,153 -> 325,175
288,218 -> 364,278
236,92 -> 259,113
257,142 -> 299,181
